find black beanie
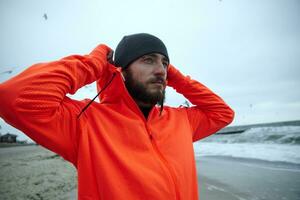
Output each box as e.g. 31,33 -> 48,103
114,33 -> 169,68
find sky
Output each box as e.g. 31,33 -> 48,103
0,0 -> 300,142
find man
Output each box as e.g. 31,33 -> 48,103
0,33 -> 234,199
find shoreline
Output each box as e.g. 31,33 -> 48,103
197,155 -> 300,168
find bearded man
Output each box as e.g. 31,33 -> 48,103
0,33 -> 234,200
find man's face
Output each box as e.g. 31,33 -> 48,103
122,53 -> 169,106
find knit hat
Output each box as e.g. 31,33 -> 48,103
114,33 -> 169,68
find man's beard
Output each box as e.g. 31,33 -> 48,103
123,72 -> 165,106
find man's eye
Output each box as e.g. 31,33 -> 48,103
163,62 -> 169,68
144,58 -> 153,63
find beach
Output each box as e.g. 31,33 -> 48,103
0,145 -> 77,200
1,145 -> 300,200
197,156 -> 300,200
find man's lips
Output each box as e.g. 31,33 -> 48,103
150,80 -> 166,87
149,77 -> 166,86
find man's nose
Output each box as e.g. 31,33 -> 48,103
154,62 -> 167,77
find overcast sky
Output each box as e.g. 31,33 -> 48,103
1,0 -> 300,141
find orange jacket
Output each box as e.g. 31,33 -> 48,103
0,44 -> 234,200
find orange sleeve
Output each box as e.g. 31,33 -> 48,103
0,44 -> 111,164
167,65 -> 234,142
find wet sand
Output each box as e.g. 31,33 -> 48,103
1,145 -> 300,200
197,156 -> 300,200
0,145 -> 77,200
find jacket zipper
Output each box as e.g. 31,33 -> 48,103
145,125 -> 180,200
120,83 -> 180,199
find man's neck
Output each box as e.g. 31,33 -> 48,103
140,106 -> 152,119
135,100 -> 154,119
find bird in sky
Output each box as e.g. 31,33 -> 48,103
0,70 -> 13,75
43,13 -> 48,20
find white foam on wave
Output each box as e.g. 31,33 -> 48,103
194,142 -> 300,164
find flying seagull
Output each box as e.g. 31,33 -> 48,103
43,13 -> 48,20
0,70 -> 13,75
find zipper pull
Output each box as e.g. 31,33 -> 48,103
146,125 -> 154,140
149,134 -> 153,140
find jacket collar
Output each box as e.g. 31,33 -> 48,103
96,64 -> 161,121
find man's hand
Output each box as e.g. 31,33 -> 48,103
107,50 -> 114,65
90,44 -> 113,66
167,64 -> 180,87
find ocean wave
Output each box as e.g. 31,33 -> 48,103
201,126 -> 300,145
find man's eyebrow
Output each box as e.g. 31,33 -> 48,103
162,57 -> 168,63
144,54 -> 168,62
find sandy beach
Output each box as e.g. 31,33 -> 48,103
0,145 -> 77,200
1,145 -> 300,200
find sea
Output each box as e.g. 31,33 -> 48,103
194,123 -> 300,164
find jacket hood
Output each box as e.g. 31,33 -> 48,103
96,64 -> 126,104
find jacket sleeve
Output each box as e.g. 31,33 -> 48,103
167,64 -> 234,142
0,44 -> 111,164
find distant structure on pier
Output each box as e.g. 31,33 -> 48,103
0,133 -> 17,143
218,120 -> 300,134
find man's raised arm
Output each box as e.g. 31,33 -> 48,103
167,64 -> 234,142
0,44 -> 111,164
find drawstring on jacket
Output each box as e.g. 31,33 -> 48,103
77,72 -> 165,119
77,73 -> 116,119
159,94 -> 164,116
